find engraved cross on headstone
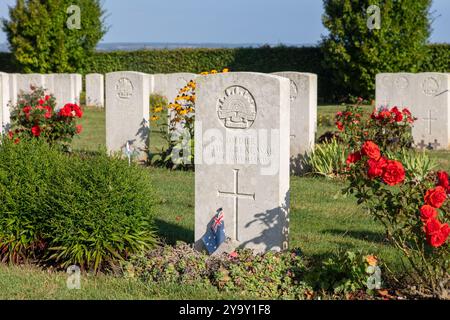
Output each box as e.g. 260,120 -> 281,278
423,109 -> 437,135
430,139 -> 441,150
217,169 -> 255,241
417,140 -> 427,150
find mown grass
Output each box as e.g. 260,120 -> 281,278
1,103 -> 447,299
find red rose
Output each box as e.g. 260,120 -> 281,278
367,157 -> 388,179
425,218 -> 442,235
437,171 -> 449,190
362,141 -> 381,160
14,138 -> 20,145
402,108 -> 414,123
426,221 -> 450,248
420,205 -> 438,221
45,95 -> 50,101
73,104 -> 83,118
424,186 -> 447,208
378,110 -> 392,121
8,131 -> 14,139
38,99 -> 45,105
346,151 -> 361,165
382,160 -> 405,186
31,125 -> 41,137
23,106 -> 32,114
75,124 -> 83,134
391,107 -> 403,122
59,104 -> 73,117
336,111 -> 343,117
44,106 -> 52,119
336,121 -> 344,131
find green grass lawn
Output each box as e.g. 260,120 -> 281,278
0,104 -> 447,299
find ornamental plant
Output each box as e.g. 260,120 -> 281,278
9,86 -> 83,152
345,136 -> 449,298
335,102 -> 415,153
150,68 -> 229,169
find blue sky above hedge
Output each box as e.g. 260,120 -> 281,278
0,0 -> 448,45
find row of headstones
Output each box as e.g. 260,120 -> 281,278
0,72 -> 88,132
106,71 -> 318,176
376,72 -> 450,150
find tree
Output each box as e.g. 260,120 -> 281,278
321,0 -> 432,100
2,0 -> 107,73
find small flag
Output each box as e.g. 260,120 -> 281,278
202,208 -> 226,254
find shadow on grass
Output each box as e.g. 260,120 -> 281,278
155,219 -> 194,245
323,229 -> 388,245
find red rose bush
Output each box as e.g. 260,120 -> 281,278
7,86 -> 83,151
344,109 -> 448,298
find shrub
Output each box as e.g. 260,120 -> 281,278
122,242 -> 311,299
322,0 -> 432,100
344,133 -> 449,298
9,86 -> 83,152
0,139 -> 158,271
1,0 -> 107,73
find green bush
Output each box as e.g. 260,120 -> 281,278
0,139 -> 158,271
322,0 -> 432,100
1,0 -> 107,73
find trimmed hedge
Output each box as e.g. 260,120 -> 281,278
0,44 -> 448,101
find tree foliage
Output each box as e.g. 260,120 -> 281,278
321,0 -> 432,100
2,0 -> 107,73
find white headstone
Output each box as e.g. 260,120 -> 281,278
272,72 -> 317,174
195,72 -> 290,254
9,73 -> 46,106
16,73 -> 46,94
413,73 -> 450,150
153,73 -> 197,135
0,72 -> 10,133
375,73 -> 414,109
106,72 -> 150,161
47,74 -> 77,108
376,72 -> 450,150
152,74 -> 168,98
153,73 -> 197,103
86,73 -> 104,107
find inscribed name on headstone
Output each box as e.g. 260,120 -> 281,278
272,72 -> 317,174
195,72 -> 290,254
106,72 -> 150,161
86,73 -> 104,107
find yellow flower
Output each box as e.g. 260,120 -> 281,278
222,68 -> 229,73
365,255 -> 378,266
153,106 -> 163,113
200,72 -> 209,75
179,109 -> 188,116
150,115 -> 159,121
210,70 -> 218,74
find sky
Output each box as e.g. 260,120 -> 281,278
0,0 -> 448,45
